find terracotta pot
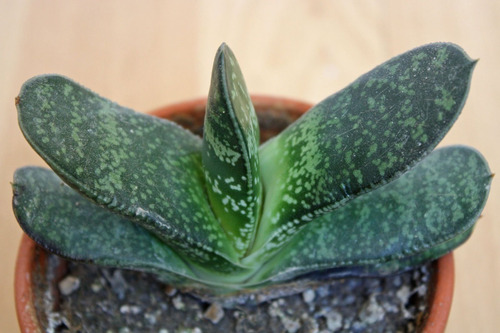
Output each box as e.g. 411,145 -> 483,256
14,96 -> 454,332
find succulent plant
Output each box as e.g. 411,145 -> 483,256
13,43 -> 491,294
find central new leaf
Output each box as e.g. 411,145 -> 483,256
203,44 -> 262,255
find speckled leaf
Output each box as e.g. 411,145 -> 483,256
252,146 -> 491,282
16,75 -> 241,270
12,167 -> 197,285
253,43 -> 476,255
12,167 -> 259,290
203,44 -> 262,255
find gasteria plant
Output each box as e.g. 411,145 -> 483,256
13,43 -> 491,294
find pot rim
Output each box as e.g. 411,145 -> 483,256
14,95 -> 454,333
15,233 -> 42,333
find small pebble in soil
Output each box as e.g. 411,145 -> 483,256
324,310 -> 343,331
268,300 -> 301,333
416,283 -> 427,297
91,277 -> 106,293
397,285 -> 411,304
58,276 -> 80,296
302,289 -> 315,303
203,303 -> 224,324
381,299 -> 399,313
172,295 -> 186,310
358,295 -> 385,324
120,304 -> 142,315
165,285 -> 177,296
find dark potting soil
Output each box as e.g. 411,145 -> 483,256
33,251 -> 432,333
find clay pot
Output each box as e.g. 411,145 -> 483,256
14,96 -> 454,333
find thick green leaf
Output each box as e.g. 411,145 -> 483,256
251,228 -> 473,286
16,75 -> 241,269
253,43 -> 476,256
203,44 -> 262,255
12,167 -> 259,291
12,167 -> 196,286
251,146 -> 491,282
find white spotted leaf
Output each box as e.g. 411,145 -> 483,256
251,43 -> 477,260
203,44 -> 262,256
16,75 -> 241,270
251,146 -> 491,283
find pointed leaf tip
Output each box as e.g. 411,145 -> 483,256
203,43 -> 262,255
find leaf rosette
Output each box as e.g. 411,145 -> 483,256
13,43 -> 491,292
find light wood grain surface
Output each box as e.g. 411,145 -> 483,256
1,1 -> 499,332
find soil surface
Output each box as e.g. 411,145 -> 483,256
33,251 -> 432,333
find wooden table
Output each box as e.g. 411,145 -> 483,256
1,1 -> 498,331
